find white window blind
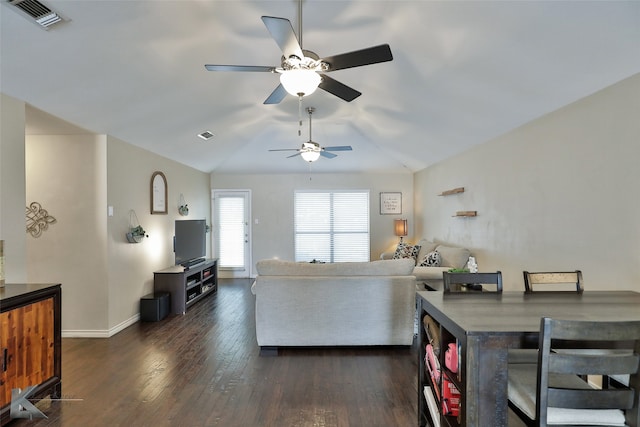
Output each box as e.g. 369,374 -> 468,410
216,195 -> 245,268
294,191 -> 370,262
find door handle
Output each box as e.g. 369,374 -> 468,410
2,348 -> 7,372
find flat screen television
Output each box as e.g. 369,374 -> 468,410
174,219 -> 206,267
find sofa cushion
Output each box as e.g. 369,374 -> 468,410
415,240 -> 439,265
256,258 -> 415,276
435,245 -> 471,269
392,242 -> 421,263
419,251 -> 441,267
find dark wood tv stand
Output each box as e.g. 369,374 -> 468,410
153,258 -> 218,315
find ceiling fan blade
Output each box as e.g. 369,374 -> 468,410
204,64 -> 276,72
323,146 -> 352,152
287,152 -> 302,158
318,75 -> 361,102
264,84 -> 288,105
261,16 -> 304,60
320,151 -> 337,159
321,44 -> 393,72
269,148 -> 299,152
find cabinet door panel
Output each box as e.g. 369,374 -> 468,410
0,297 -> 55,406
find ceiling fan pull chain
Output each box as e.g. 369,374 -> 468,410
308,106 -> 312,139
298,95 -> 303,136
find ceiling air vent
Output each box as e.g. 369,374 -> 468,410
198,131 -> 215,141
8,0 -> 64,29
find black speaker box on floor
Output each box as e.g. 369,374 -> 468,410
140,292 -> 170,322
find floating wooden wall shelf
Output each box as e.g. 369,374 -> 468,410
439,187 -> 464,196
453,211 -> 477,217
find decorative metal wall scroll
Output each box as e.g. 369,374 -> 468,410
26,202 -> 57,238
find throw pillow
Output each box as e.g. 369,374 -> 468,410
419,251 -> 441,267
392,242 -> 421,263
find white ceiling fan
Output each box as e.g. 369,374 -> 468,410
269,107 -> 352,162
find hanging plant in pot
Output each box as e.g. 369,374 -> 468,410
178,193 -> 189,216
126,225 -> 148,243
126,210 -> 148,243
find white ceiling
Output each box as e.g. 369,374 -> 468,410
2,1 -> 639,174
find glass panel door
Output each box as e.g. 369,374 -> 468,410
212,190 -> 251,278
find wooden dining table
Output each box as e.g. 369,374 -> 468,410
416,290 -> 640,427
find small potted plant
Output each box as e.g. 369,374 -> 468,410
448,267 -> 483,291
126,225 -> 148,243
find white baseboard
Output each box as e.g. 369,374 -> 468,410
62,313 -> 140,338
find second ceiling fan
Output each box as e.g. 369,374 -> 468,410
204,0 -> 393,104
269,107 -> 352,162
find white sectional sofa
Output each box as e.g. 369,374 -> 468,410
381,240 -> 471,291
251,258 -> 416,355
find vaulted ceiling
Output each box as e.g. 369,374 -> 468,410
2,1 -> 639,174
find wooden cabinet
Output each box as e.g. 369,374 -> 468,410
0,284 -> 61,425
154,259 -> 218,315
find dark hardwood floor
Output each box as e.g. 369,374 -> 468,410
13,279 -> 419,427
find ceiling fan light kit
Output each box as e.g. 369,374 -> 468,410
300,147 -> 321,162
279,69 -> 321,97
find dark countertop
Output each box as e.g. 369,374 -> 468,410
1,283 -> 61,307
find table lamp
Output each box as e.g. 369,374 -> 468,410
394,219 -> 408,242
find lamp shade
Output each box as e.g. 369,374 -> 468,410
280,69 -> 321,97
394,219 -> 408,237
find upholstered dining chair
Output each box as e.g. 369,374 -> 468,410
508,317 -> 640,427
442,271 -> 502,293
523,270 -> 584,293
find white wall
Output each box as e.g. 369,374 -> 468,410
415,73 -> 640,291
210,172 -> 413,276
0,93 -> 27,282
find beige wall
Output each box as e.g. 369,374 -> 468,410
210,172 -> 413,276
1,94 -> 211,336
4,71 -> 638,334
106,136 -> 211,332
415,73 -> 640,291
0,93 -> 27,282
26,134 -> 109,332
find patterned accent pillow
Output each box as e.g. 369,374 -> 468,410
419,251 -> 441,267
392,242 -> 421,264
